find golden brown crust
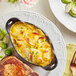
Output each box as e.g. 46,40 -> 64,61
0,65 -> 4,76
0,56 -> 39,76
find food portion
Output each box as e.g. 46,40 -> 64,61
5,47 -> 14,56
68,2 -> 76,17
8,0 -> 38,7
0,56 -> 39,76
10,21 -> 54,67
0,47 -> 14,60
8,0 -> 18,3
66,2 -> 76,17
0,28 -> 14,60
62,0 -> 72,4
62,0 -> 76,17
0,47 -> 5,60
0,28 -> 10,60
0,29 -> 9,49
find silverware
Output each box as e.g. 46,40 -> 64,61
70,51 -> 76,76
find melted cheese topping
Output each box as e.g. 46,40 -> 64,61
10,22 -> 54,67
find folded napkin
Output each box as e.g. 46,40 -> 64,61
63,44 -> 76,76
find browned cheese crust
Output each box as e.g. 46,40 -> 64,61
0,56 -> 39,76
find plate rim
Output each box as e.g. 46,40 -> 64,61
48,0 -> 76,33
0,11 -> 66,76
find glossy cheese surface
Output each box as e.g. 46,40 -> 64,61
10,22 -> 54,67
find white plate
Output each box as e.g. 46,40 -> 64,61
48,0 -> 76,33
0,11 -> 66,76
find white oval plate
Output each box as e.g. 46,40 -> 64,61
48,0 -> 76,33
0,11 -> 66,76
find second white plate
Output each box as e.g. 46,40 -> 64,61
49,0 -> 76,33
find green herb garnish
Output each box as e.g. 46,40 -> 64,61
42,40 -> 44,42
34,27 -> 37,29
27,59 -> 30,62
36,51 -> 38,55
40,46 -> 43,48
51,54 -> 54,57
45,39 -> 49,41
27,28 -> 29,30
21,27 -> 23,29
25,23 -> 28,26
29,46 -> 31,49
31,51 -> 34,54
36,47 -> 38,49
16,36 -> 18,38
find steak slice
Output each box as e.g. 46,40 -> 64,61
0,56 -> 39,76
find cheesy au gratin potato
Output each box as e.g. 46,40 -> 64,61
10,22 -> 54,67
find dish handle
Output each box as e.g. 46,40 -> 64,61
43,55 -> 58,71
6,18 -> 20,34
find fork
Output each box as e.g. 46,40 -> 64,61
70,51 -> 76,76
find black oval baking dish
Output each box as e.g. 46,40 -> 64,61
6,18 -> 58,71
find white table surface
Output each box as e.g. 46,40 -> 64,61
0,0 -> 76,44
